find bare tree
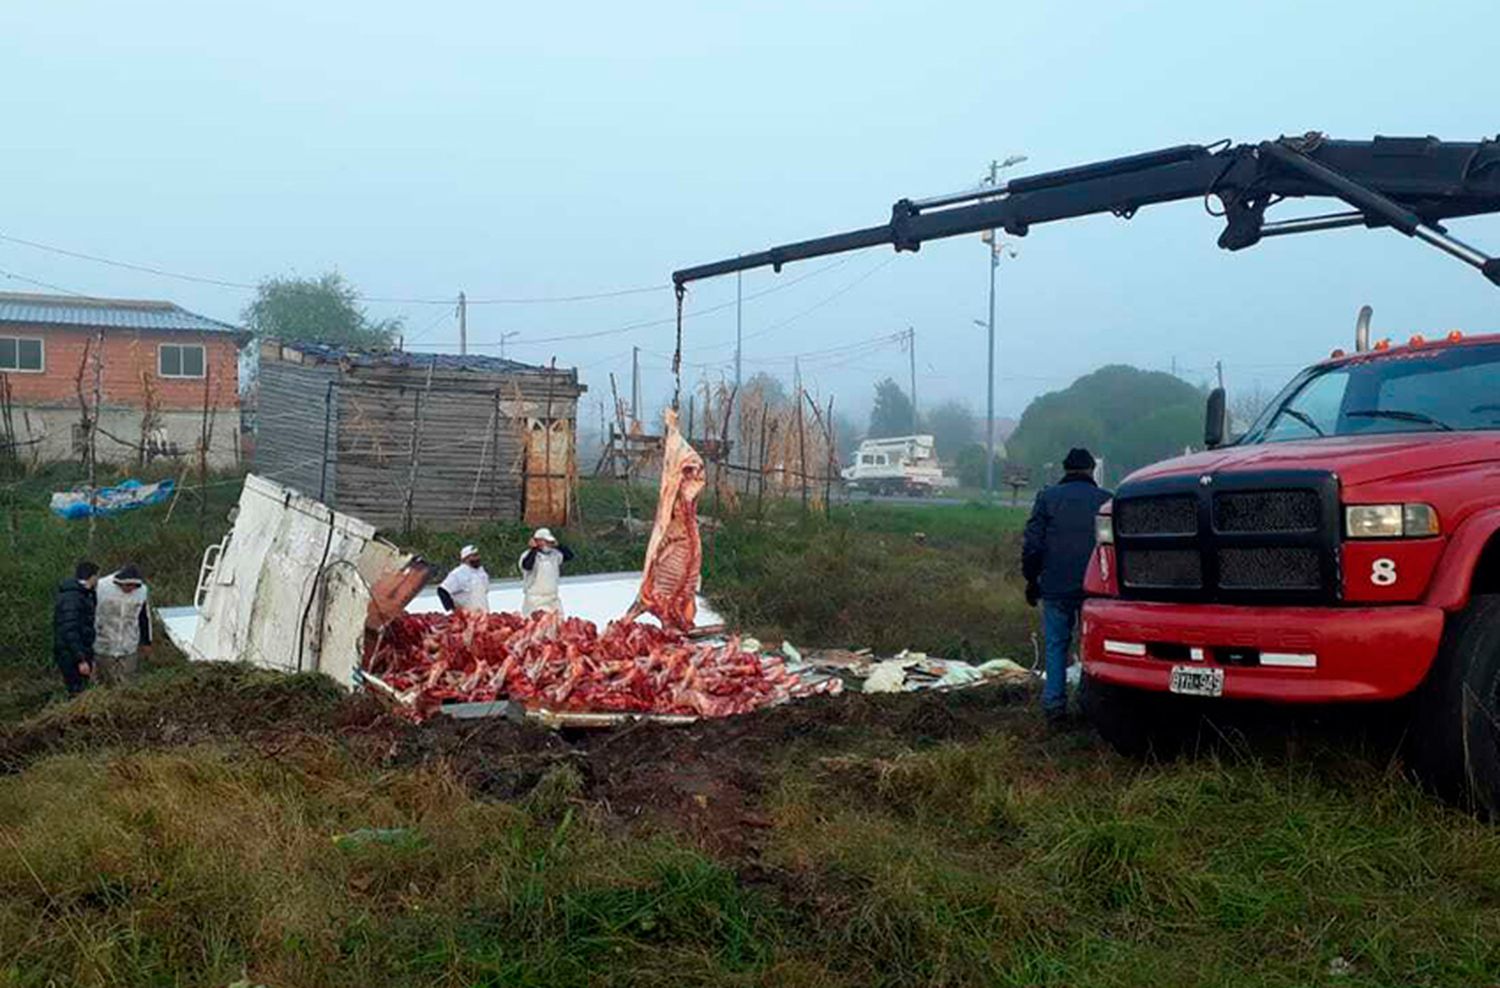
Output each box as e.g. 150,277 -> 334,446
1229,382 -> 1277,435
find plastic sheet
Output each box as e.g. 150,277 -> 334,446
49,478 -> 174,519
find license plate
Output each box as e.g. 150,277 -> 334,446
1169,665 -> 1224,697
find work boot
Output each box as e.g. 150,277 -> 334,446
1045,707 -> 1072,730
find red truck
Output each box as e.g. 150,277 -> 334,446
673,133 -> 1500,811
1080,324 -> 1500,812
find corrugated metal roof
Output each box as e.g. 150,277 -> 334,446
279,340 -> 548,374
0,292 -> 243,334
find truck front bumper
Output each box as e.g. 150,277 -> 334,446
1081,599 -> 1446,702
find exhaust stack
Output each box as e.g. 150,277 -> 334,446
1355,305 -> 1373,352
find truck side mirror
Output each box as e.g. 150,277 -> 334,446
1205,387 -> 1227,449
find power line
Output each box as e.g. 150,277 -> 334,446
0,232 -> 259,290
682,256 -> 896,355
637,330 -> 907,374
0,266 -> 90,297
479,258 -> 855,349
400,306 -> 458,346
0,230 -> 662,305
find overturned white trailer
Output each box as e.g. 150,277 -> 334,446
156,474 -> 727,697
159,474 -> 430,689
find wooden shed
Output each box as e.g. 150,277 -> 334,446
253,340 -> 585,531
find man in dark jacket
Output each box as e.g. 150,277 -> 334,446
1022,448 -> 1112,723
53,560 -> 100,696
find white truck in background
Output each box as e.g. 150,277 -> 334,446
841,435 -> 957,496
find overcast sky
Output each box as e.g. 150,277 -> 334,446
2,0 -> 1496,425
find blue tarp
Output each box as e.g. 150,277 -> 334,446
50,479 -> 175,520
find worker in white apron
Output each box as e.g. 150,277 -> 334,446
437,544 -> 490,614
94,564 -> 151,685
519,528 -> 574,617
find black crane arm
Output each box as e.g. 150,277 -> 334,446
672,134 -> 1500,288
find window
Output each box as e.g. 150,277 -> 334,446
158,343 -> 206,378
1257,369 -> 1350,443
0,336 -> 44,372
1243,341 -> 1500,443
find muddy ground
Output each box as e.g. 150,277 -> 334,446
0,663 -> 1040,859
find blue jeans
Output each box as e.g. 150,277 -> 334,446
1041,598 -> 1080,715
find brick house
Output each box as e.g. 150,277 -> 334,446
0,292 -> 247,469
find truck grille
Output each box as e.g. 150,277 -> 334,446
1113,471 -> 1339,604
1116,495 -> 1197,536
1126,549 -> 1203,588
1213,490 -> 1321,533
1216,547 -> 1321,590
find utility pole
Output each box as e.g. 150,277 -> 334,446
983,237 -> 999,494
979,154 -> 1025,496
458,291 -> 467,356
907,326 -> 918,432
631,346 -> 641,424
1216,359 -> 1225,389
984,160 -> 1000,495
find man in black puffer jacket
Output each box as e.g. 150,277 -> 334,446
53,560 -> 100,696
1022,449 -> 1112,724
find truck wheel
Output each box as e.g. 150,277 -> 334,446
1080,671 -> 1188,760
1408,594 -> 1500,819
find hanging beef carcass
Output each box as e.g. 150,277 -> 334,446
624,408 -> 705,631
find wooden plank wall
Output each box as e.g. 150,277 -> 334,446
329,365 -> 581,532
256,360 -> 339,499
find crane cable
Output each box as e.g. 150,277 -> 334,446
672,282 -> 686,411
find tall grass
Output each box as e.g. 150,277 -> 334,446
4,718 -> 1497,987
2,471 -> 1037,719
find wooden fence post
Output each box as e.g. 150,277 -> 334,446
86,331 -> 103,546
400,358 -> 437,536
796,385 -> 808,513
198,362 -> 213,535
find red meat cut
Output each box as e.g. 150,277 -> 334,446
624,408 -> 704,631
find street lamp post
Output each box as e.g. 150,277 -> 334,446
980,154 -> 1026,496
498,331 -> 520,360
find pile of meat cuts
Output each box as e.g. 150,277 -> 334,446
365,609 -> 838,720
363,410 -> 840,721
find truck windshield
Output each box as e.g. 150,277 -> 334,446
1241,341 -> 1500,444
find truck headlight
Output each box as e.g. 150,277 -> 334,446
1345,503 -> 1439,538
1095,512 -> 1114,545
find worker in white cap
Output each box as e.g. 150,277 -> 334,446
519,528 -> 574,616
437,544 -> 490,614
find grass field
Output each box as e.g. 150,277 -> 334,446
2,467 -> 1498,986
0,468 -> 1034,718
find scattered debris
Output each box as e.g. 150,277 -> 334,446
860,651 -> 1034,693
49,478 -> 173,519
331,827 -> 426,850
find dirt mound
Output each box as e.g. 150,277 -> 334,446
0,664 -> 358,774
3,662 -> 1036,856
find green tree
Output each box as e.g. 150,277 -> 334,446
868,378 -> 916,438
922,399 -> 976,460
1006,365 -> 1204,485
243,272 -> 402,348
831,411 -> 861,461
954,443 -> 1003,488
742,372 -> 790,408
